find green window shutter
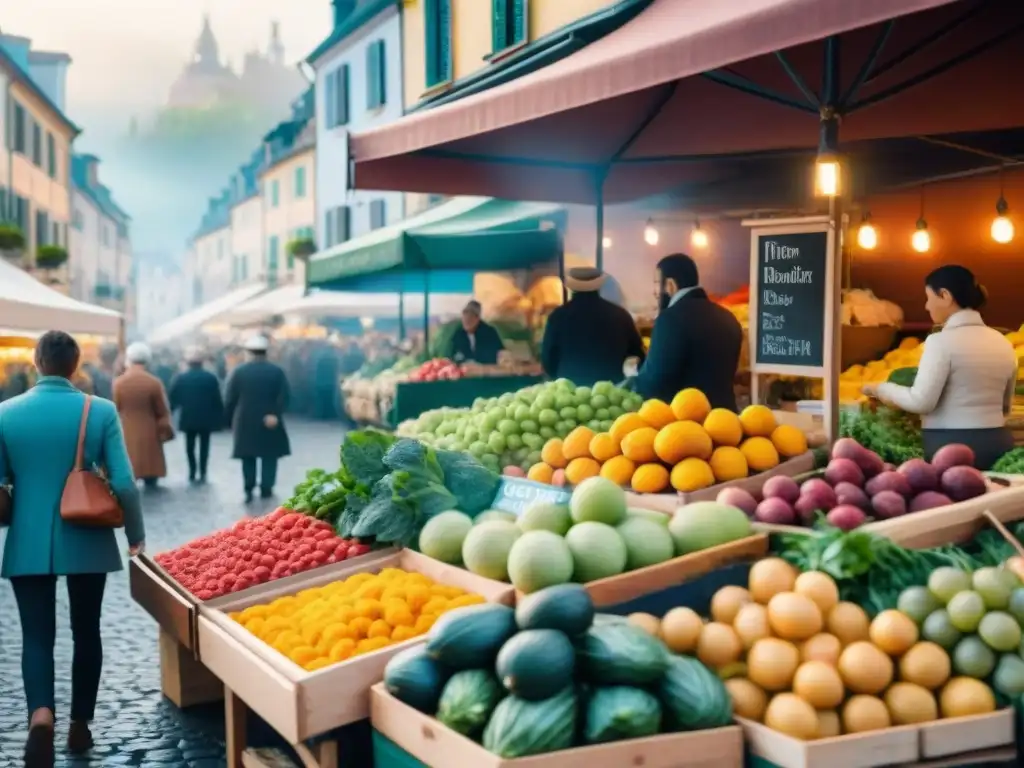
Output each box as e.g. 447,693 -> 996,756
511,0 -> 527,44
325,71 -> 337,127
425,0 -> 452,88
337,65 -> 350,125
492,0 -> 509,53
295,166 -> 306,197
366,41 -> 386,109
269,236 -> 279,271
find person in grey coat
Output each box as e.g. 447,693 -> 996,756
224,335 -> 291,503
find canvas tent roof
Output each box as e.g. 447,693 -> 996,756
0,259 -> 121,336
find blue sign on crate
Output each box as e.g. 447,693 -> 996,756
490,477 -> 571,516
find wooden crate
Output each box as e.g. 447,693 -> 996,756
917,710 -> 1015,759
158,627 -> 223,708
197,549 -> 515,745
514,534 -> 769,608
862,483 -> 1024,548
626,450 -> 817,513
371,683 -> 744,768
737,717 -> 918,768
130,554 -> 197,649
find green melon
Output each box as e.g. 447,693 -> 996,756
462,521 -> 521,581
507,531 -> 574,594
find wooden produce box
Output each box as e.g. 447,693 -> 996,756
626,450 -> 817,514
197,549 -> 515,744
371,684 -> 744,768
918,709 -> 1015,759
862,482 -> 1024,548
738,717 -> 918,768
514,535 -> 769,608
130,553 -> 197,649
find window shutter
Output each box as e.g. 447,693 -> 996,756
341,207 -> 351,242
425,0 -> 452,87
367,42 -> 386,109
512,0 -> 527,45
492,0 -> 509,52
325,72 -> 337,127
337,65 -> 350,125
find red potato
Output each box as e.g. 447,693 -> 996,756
799,479 -> 837,511
931,443 -> 976,475
826,504 -> 867,531
755,496 -> 797,525
717,486 -> 759,517
865,470 -> 913,499
909,491 -> 954,513
833,481 -> 870,509
897,459 -> 940,494
871,490 -> 908,519
824,458 -> 865,488
762,475 -> 801,504
940,465 -> 987,502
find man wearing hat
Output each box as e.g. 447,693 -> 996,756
168,347 -> 224,484
448,300 -> 505,364
541,267 -> 646,386
225,335 -> 291,502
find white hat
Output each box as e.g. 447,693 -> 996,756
125,342 -> 152,365
185,346 -> 204,363
244,335 -> 270,352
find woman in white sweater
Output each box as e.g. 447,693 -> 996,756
863,265 -> 1017,470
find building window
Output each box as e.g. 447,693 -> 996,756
12,103 -> 26,154
31,122 -> 42,166
241,254 -> 248,281
294,165 -> 306,198
367,40 -> 387,109
268,235 -> 280,272
492,0 -> 528,52
35,209 -> 49,249
325,206 -> 351,247
51,221 -> 60,246
424,0 -> 452,89
369,200 -> 386,230
46,133 -> 57,179
270,180 -> 280,207
325,65 -> 350,128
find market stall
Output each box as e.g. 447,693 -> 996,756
147,282 -> 268,346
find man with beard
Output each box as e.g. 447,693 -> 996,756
631,253 -> 742,410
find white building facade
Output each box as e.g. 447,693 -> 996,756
309,0 -> 405,255
135,261 -> 187,338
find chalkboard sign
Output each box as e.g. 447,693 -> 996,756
752,230 -> 828,369
490,477 -> 571,516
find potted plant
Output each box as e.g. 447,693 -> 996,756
35,244 -> 69,270
0,223 -> 26,258
286,236 -> 316,260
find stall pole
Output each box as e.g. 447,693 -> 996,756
423,273 -> 431,356
595,182 -> 605,273
822,35 -> 843,445
398,288 -> 406,341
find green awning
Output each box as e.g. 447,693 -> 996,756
307,197 -> 565,286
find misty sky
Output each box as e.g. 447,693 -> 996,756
2,0 -> 329,117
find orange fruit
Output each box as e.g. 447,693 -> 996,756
621,427 -> 658,463
671,388 -> 711,422
630,463 -> 670,493
739,437 -> 780,472
739,405 -> 777,437
610,413 -> 648,443
565,457 -> 601,485
562,427 -> 596,460
540,439 -> 568,469
600,455 -> 636,486
527,463 -> 555,483
589,433 -> 622,462
709,446 -> 749,482
704,408 -> 744,446
771,424 -> 809,458
638,399 -> 676,430
670,458 -> 715,492
654,421 -> 713,464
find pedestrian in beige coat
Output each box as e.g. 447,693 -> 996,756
114,342 -> 173,488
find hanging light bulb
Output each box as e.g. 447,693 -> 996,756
991,167 -> 1014,244
601,236 -> 613,249
912,218 -> 931,253
814,116 -> 841,198
856,212 -> 877,250
690,221 -> 708,249
643,219 -> 659,246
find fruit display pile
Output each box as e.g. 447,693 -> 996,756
408,358 -> 464,382
153,509 -> 371,600
284,430 -> 500,549
228,567 -> 486,671
382,585 -> 733,758
838,337 -> 924,403
396,379 -> 642,474
644,558 -> 1003,741
721,438 -> 988,530
531,389 -> 809,493
416,477 -> 753,594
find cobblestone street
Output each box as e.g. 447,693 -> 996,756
0,418 -> 348,768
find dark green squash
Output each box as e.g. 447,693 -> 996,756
436,669 -> 505,739
495,629 -> 575,700
658,654 -> 733,731
426,603 -> 517,669
575,621 -> 668,685
584,686 -> 662,744
483,686 -> 577,758
515,584 -> 595,636
383,645 -> 450,713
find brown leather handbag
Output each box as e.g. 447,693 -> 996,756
60,396 -> 124,528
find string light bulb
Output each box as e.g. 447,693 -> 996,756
912,218 -> 931,253
814,115 -> 841,198
643,219 -> 659,246
991,168 -> 1014,244
856,212 -> 877,250
601,236 -> 613,249
690,221 -> 708,248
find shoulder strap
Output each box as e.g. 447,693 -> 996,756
74,396 -> 92,471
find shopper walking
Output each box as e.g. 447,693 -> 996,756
0,330 -> 145,767
225,335 -> 291,503
114,342 -> 173,490
168,347 -> 224,484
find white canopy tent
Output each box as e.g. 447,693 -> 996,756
147,283 -> 268,345
217,285 -> 473,327
0,258 -> 121,336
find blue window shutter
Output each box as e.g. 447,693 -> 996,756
512,0 -> 527,44
425,0 -> 451,88
366,41 -> 386,109
492,0 -> 508,52
325,72 -> 337,127
338,65 -> 350,125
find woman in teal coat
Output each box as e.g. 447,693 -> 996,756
0,331 -> 145,767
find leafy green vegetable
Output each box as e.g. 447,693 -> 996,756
340,429 -> 396,487
993,447 -> 1024,474
435,449 -> 501,515
886,367 -> 919,387
840,404 -> 923,464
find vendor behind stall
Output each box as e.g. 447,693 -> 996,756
541,267 -> 646,386
630,253 -> 743,409
449,300 -> 504,364
864,265 -> 1016,470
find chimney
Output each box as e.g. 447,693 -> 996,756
332,0 -> 356,29
80,154 -> 100,188
27,49 -> 72,112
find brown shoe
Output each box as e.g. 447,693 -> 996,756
66,721 -> 93,755
24,723 -> 54,768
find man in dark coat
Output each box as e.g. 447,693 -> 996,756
447,300 -> 504,364
169,347 -> 225,484
225,335 -> 291,503
633,253 -> 743,410
542,267 -> 646,386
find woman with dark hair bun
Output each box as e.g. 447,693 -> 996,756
863,265 -> 1017,469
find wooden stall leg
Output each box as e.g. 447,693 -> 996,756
159,629 -> 224,707
295,742 -> 338,768
225,688 -> 248,768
